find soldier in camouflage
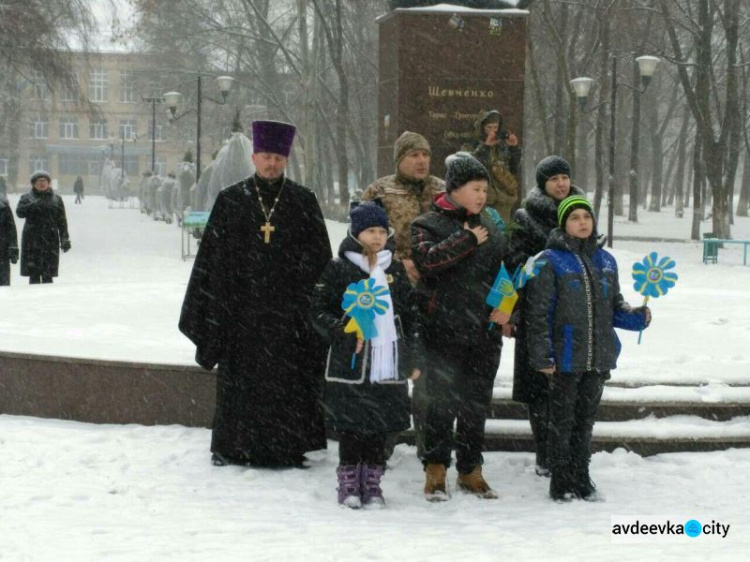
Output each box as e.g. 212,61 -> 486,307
472,110 -> 522,224
361,131 -> 444,284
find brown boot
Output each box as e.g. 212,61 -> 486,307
457,466 -> 498,499
423,463 -> 449,502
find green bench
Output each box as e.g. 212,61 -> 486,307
702,233 -> 750,265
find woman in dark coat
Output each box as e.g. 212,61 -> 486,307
411,152 -> 508,501
0,195 -> 19,286
73,176 -> 84,204
506,156 -> 585,476
16,171 -> 71,284
311,202 -> 422,509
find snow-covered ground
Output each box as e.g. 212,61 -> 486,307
1,194 -> 749,560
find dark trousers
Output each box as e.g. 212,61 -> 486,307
422,337 -> 501,474
28,270 -> 53,284
546,371 -> 605,467
527,382 -> 550,466
75,193 -> 83,204
0,260 -> 9,286
339,432 -> 387,466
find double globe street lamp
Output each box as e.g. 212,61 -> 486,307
570,55 -> 661,247
163,75 -> 235,181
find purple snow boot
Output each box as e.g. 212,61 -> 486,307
336,465 -> 362,509
360,464 -> 386,509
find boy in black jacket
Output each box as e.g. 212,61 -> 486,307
526,196 -> 651,501
411,152 -> 509,501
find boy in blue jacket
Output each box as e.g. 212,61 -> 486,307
525,195 -> 651,501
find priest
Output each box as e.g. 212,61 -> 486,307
179,120 -> 332,468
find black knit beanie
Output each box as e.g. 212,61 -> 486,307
444,152 -> 490,193
350,202 -> 389,238
535,155 -> 571,191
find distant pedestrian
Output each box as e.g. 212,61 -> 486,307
73,176 -> 84,204
16,171 -> 71,284
0,194 -> 19,286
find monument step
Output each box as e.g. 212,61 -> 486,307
489,385 -> 750,422
399,415 -> 750,456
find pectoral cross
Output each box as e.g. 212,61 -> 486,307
260,221 -> 275,243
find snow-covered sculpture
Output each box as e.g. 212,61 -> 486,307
206,132 -> 254,210
157,175 -> 177,224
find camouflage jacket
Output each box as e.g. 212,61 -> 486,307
473,142 -> 522,224
361,173 -> 444,260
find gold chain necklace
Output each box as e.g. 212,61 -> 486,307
253,176 -> 286,244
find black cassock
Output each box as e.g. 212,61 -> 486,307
179,174 -> 332,466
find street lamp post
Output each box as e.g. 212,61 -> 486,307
163,75 -> 234,181
142,95 -> 165,173
570,55 -> 660,248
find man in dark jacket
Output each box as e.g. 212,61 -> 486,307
179,120 -> 332,468
411,152 -> 508,501
16,171 -> 71,284
0,195 -> 19,286
73,176 -> 84,204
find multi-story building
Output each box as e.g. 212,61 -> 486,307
5,51 -> 233,193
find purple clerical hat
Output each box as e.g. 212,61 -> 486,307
251,120 -> 296,157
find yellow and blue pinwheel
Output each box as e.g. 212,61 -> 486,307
632,252 -> 678,298
341,278 -> 390,341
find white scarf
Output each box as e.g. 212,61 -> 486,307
344,249 -> 399,383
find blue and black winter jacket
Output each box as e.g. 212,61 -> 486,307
525,228 -> 648,374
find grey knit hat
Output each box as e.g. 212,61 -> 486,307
30,170 -> 51,185
444,152 -> 490,193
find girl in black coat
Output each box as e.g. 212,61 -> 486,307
411,152 -> 509,501
311,202 -> 422,509
506,155 -> 585,476
16,171 -> 71,284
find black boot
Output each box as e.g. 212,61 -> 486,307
572,461 -> 599,501
548,457 -> 576,502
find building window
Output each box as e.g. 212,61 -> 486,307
59,154 -> 89,175
120,70 -> 136,103
154,158 -> 166,177
149,124 -> 166,142
89,68 -> 109,102
29,70 -> 47,100
0,158 -> 8,177
59,73 -> 79,102
59,116 -> 79,140
90,119 -> 108,140
29,116 -> 49,139
119,119 -> 138,140
89,161 -> 102,177
29,155 -> 48,173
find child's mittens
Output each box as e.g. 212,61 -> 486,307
633,306 -> 652,328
